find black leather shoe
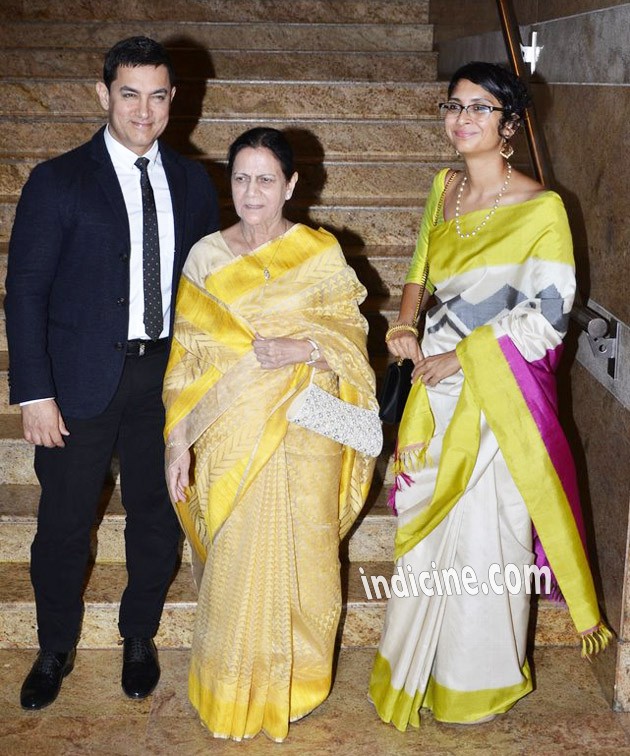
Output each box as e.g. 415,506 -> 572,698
121,637 -> 160,699
20,648 -> 76,710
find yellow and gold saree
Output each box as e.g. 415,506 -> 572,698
163,223 -> 376,741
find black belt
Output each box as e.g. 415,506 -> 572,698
126,338 -> 168,357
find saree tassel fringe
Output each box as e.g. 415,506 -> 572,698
393,444 -> 430,475
580,623 -> 613,659
387,472 -> 413,516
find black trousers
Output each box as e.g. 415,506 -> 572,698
31,346 -> 181,653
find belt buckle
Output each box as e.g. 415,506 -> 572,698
138,342 -> 145,357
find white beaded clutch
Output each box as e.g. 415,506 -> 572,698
287,373 -> 383,458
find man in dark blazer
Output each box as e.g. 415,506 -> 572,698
4,37 -> 219,709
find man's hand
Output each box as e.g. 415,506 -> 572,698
21,399 -> 70,448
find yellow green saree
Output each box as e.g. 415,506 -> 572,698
163,223 -> 376,741
369,169 -> 610,730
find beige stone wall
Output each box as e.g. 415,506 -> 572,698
430,0 -> 628,42
430,0 -> 630,708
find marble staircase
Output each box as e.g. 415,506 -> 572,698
0,0 -> 576,652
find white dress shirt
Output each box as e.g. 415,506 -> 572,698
104,126 -> 176,340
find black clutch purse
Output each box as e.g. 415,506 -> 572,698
378,359 -> 413,424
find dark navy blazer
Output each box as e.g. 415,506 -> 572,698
5,127 -> 219,418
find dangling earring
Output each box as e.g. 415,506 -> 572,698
500,138 -> 514,160
455,148 -> 461,157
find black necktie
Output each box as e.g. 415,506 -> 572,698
134,157 -> 162,341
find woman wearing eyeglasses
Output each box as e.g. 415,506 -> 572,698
369,61 -> 610,729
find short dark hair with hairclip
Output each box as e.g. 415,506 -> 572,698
448,61 -> 531,129
102,36 -> 175,90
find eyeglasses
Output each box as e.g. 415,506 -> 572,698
438,102 -> 505,119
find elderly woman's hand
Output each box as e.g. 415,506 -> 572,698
167,448 -> 191,504
253,333 -> 318,369
412,350 -> 461,386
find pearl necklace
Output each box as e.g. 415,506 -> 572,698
454,162 -> 512,239
241,221 -> 289,281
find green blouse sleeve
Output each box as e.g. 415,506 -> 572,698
405,168 -> 450,290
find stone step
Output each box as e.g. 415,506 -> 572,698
0,560 -> 383,649
0,392 -> 12,416
0,158 -> 448,203
348,247 -> 413,298
0,283 -> 400,355
0,252 -> 413,324
0,294 -> 404,363
0,416 -> 398,480
1,235 -> 407,308
0,213 -> 416,306
0,414 -> 34,484
0,22 -> 433,53
0,118 -> 451,161
0,560 -> 580,650
0,323 -> 399,478
0,351 -> 9,414
0,47 -> 437,82
0,199 -> 424,246
0,482 -> 396,565
0,346 -> 397,416
0,224 -> 420,300
0,280 -> 400,352
0,80 -> 444,120
0,428 -> 396,515
0,0 -> 429,24
0,251 -> 410,335
0,372 -> 15,416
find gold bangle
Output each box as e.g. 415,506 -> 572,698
387,322 -> 418,332
386,324 -> 418,338
385,324 -> 419,343
391,320 -> 416,328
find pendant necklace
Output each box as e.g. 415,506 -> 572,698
241,221 -> 290,281
454,162 -> 512,239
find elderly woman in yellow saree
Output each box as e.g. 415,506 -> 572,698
163,127 -> 377,742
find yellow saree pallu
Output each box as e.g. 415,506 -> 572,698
164,224 -> 376,741
370,170 -> 610,730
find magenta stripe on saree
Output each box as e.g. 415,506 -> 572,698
497,335 -> 587,598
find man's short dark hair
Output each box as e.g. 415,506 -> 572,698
102,36 -> 175,90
